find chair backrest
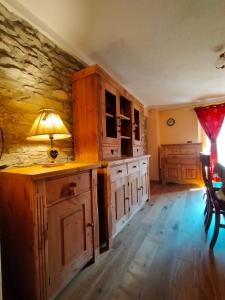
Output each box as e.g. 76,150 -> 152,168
199,152 -> 211,186
199,153 -> 218,201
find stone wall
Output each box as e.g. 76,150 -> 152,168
0,3 -> 86,166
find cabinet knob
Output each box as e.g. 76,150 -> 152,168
132,165 -> 137,169
87,223 -> 94,228
125,197 -> 129,200
117,170 -> 123,173
137,187 -> 142,191
70,182 -> 77,187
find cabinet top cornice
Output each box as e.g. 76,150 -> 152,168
72,64 -> 143,106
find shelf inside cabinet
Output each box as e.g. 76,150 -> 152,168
106,113 -> 115,118
120,114 -> 130,121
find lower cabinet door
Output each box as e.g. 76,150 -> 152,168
128,171 -> 141,214
47,191 -> 94,298
165,164 -> 181,182
181,164 -> 199,183
111,176 -> 129,236
139,168 -> 149,203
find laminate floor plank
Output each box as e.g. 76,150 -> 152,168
55,183 -> 225,300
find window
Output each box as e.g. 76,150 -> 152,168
202,120 -> 225,164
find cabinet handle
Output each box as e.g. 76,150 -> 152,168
132,165 -> 137,168
69,182 -> 77,195
137,187 -> 142,191
125,197 -> 129,200
117,170 -> 123,173
140,186 -> 143,189
111,149 -> 114,155
143,162 -> 146,165
69,188 -> 75,196
87,223 -> 94,228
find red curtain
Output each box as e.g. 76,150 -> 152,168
195,103 -> 225,175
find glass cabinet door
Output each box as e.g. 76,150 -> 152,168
132,103 -> 142,147
101,81 -> 120,145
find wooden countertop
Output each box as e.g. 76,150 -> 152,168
0,155 -> 150,179
101,155 -> 150,167
0,161 -> 101,180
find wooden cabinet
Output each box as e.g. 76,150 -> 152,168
72,65 -> 146,160
160,143 -> 202,185
108,156 -> 150,238
0,162 -> 100,300
72,65 -> 150,248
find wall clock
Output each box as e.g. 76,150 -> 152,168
166,118 -> 175,126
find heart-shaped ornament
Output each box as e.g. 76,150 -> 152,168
47,148 -> 59,162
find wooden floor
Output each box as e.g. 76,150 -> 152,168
56,183 -> 225,300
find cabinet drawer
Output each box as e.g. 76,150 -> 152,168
139,158 -> 148,170
165,146 -> 196,156
133,147 -> 143,156
46,172 -> 90,205
110,164 -> 127,181
102,146 -> 120,160
166,157 -> 196,165
127,161 -> 140,174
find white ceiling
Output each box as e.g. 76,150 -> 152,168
2,0 -> 225,108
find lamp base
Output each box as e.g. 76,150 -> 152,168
41,162 -> 64,168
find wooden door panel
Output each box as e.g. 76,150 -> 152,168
61,209 -> 85,265
181,165 -> 198,180
140,170 -> 148,202
165,164 -> 181,181
110,177 -> 128,236
115,184 -> 125,220
128,171 -> 140,214
48,191 -> 93,298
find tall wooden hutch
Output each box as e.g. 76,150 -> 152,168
72,65 -> 150,248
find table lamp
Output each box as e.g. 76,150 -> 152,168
27,108 -> 71,166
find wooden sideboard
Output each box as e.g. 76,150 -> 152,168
160,143 -> 202,185
0,162 -> 100,300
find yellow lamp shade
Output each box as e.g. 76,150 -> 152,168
27,108 -> 71,141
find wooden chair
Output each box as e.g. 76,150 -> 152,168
208,180 -> 225,248
199,153 -> 225,248
199,153 -> 212,230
